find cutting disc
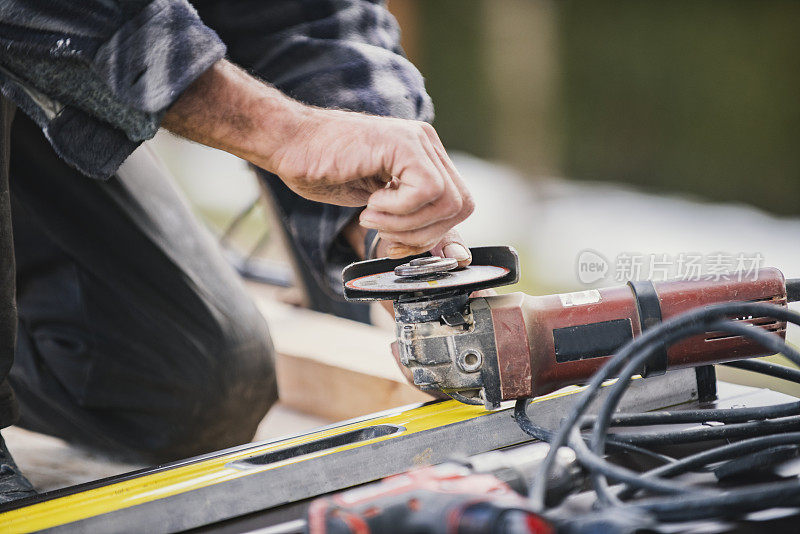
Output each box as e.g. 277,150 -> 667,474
344,265 -> 511,294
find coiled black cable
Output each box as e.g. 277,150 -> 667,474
513,301 -> 800,524
587,311 -> 800,509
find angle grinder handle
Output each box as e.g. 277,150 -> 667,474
487,267 -> 791,401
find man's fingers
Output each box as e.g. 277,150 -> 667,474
366,134 -> 459,216
374,237 -> 432,260
358,122 -> 474,264
378,216 -> 463,251
384,243 -> 429,258
421,124 -> 475,220
362,128 -> 473,234
360,188 -> 464,231
360,189 -> 472,232
365,172 -> 443,214
431,229 -> 472,267
380,228 -> 471,267
368,190 -> 472,251
360,166 -> 470,233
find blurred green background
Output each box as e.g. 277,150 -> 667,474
395,0 -> 800,214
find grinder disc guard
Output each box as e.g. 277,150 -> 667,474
342,246 -> 520,301
345,265 -> 510,293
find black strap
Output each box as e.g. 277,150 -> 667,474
627,280 -> 668,376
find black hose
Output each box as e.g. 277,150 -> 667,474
522,301 -> 800,520
580,400 -> 800,427
609,414 -> 800,446
616,431 -> 800,500
634,479 -> 800,521
529,315 -> 716,508
603,440 -> 676,466
514,400 -> 675,467
591,317 -> 800,454
513,399 -> 552,442
587,314 -> 800,508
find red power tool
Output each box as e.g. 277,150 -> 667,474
306,442 -> 571,534
343,246 -> 800,408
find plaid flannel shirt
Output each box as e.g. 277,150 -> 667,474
0,0 -> 433,296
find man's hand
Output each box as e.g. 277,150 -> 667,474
344,222 -> 472,267
270,107 -> 474,258
163,60 -> 473,260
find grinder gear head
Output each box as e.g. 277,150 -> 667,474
343,246 -> 521,408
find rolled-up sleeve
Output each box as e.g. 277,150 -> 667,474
0,0 -> 225,179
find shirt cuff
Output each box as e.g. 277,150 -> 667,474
92,0 -> 226,115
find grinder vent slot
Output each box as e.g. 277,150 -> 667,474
703,295 -> 787,342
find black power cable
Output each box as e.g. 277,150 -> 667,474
587,313 -> 800,509
513,301 -> 800,525
615,431 -> 800,501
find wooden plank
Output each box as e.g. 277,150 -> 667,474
254,298 -> 433,420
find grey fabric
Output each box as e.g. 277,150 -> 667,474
0,0 -> 226,178
7,113 -> 277,462
0,96 -> 35,503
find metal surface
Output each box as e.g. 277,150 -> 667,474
0,369 -> 699,533
397,298 -> 504,408
394,293 -> 469,324
394,256 -> 458,277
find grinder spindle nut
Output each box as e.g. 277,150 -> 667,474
457,350 -> 483,373
394,256 -> 458,278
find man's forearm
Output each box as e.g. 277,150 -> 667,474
162,59 -> 304,174
163,58 -> 473,260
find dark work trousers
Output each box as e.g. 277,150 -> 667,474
0,98 -> 18,430
1,110 -> 278,463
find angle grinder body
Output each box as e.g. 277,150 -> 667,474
343,246 -> 793,409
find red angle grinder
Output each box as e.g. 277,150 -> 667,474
343,246 -> 800,409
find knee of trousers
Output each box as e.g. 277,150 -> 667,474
150,310 -> 280,461
13,303 -> 279,462
78,309 -> 279,463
